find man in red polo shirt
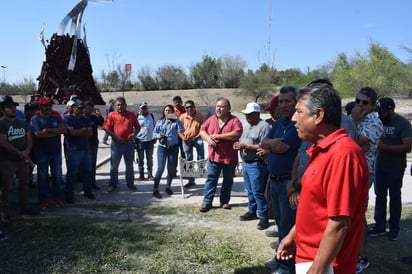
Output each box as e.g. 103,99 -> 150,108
199,97 -> 242,212
276,82 -> 369,274
103,97 -> 140,192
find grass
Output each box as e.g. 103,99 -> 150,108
0,205 -> 411,273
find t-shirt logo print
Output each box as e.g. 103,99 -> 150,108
7,126 -> 25,141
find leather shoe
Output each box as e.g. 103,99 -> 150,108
153,190 -> 162,199
200,204 -> 212,213
184,181 -> 196,188
220,203 -> 231,210
165,187 -> 174,195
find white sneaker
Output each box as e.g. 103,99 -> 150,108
356,256 -> 370,273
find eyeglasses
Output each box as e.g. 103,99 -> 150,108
185,106 -> 194,109
355,98 -> 370,105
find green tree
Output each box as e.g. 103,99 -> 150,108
156,65 -> 190,90
137,66 -> 158,91
238,69 -> 276,103
190,55 -> 222,88
220,54 -> 247,88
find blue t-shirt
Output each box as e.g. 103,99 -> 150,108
266,117 -> 300,177
30,114 -> 62,155
64,115 -> 92,151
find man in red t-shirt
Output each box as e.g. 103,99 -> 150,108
276,82 -> 369,274
103,97 -> 140,192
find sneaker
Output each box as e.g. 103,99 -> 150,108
264,257 -> 278,269
20,207 -> 40,216
153,190 -> 162,199
388,232 -> 399,241
239,212 -> 258,221
0,230 -> 7,241
220,203 -> 231,210
147,175 -> 154,180
84,192 -> 96,199
165,187 -> 174,195
39,200 -> 48,210
256,218 -> 269,230
200,204 -> 212,213
184,181 -> 196,188
368,227 -> 386,237
102,141 -> 109,145
265,229 -> 280,238
54,199 -> 64,208
356,256 -> 370,273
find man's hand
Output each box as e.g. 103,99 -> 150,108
276,233 -> 296,261
351,104 -> 366,124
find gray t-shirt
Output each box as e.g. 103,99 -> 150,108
239,118 -> 270,162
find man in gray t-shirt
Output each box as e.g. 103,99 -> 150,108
234,103 -> 270,230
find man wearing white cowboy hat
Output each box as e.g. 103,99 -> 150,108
234,103 -> 270,230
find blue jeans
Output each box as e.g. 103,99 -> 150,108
66,149 -> 92,199
242,161 -> 268,219
90,144 -> 98,185
102,131 -> 109,143
35,149 -> 63,201
374,165 -> 404,234
137,141 -> 154,177
269,178 -> 296,241
182,138 -> 205,183
202,161 -> 237,205
109,141 -> 135,188
154,145 -> 179,189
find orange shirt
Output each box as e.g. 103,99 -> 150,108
179,111 -> 205,140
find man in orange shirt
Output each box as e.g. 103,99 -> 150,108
103,97 -> 140,192
178,100 -> 205,188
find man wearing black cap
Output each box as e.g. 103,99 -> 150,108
0,96 -> 39,223
369,97 -> 412,241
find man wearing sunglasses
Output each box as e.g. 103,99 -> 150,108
351,87 -> 383,273
178,100 -> 205,188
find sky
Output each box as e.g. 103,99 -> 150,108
0,0 -> 411,84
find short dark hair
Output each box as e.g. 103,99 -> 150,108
279,86 -> 298,102
299,82 -> 342,127
184,100 -> 195,107
173,96 -> 182,102
115,97 -> 127,104
357,87 -> 378,105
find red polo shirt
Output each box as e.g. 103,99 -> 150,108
103,110 -> 140,142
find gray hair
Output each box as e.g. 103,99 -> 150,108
299,82 -> 342,127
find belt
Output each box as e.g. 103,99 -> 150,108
243,159 -> 264,164
270,175 -> 291,181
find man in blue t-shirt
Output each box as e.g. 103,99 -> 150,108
64,100 -> 95,203
30,97 -> 66,209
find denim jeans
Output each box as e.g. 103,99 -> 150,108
109,141 -> 135,188
202,161 -> 237,205
269,178 -> 296,241
90,144 -> 98,186
182,138 -> 205,183
102,131 -> 109,143
242,161 -> 268,219
137,141 -> 154,177
66,149 -> 92,199
154,145 -> 179,189
374,165 -> 404,234
35,149 -> 63,201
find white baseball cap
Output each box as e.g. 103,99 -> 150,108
241,103 -> 260,114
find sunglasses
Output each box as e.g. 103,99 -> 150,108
355,98 -> 370,105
